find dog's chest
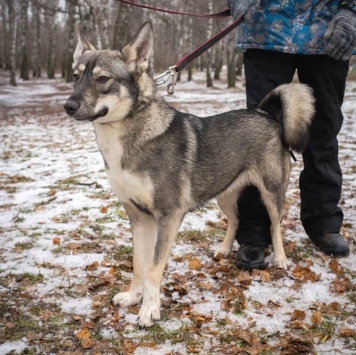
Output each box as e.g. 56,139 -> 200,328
94,125 -> 154,206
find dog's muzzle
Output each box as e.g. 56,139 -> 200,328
63,99 -> 108,121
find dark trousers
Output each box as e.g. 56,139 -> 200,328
236,49 -> 349,247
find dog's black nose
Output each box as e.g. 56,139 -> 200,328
64,99 -> 80,116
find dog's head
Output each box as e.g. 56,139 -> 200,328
63,22 -> 155,123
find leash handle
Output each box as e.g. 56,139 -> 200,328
174,17 -> 242,73
116,0 -> 231,18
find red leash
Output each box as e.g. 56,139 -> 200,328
117,0 -> 241,94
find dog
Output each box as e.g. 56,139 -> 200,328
64,22 -> 315,327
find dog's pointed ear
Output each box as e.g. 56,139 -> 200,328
121,22 -> 153,73
73,33 -> 96,67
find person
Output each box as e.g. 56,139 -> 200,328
227,0 -> 355,270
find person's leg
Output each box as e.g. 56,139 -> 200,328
236,49 -> 296,269
297,55 -> 349,256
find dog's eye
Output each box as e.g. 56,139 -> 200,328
73,74 -> 79,82
97,76 -> 109,84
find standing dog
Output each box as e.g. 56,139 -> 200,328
64,22 -> 315,327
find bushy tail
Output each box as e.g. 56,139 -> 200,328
258,83 -> 315,153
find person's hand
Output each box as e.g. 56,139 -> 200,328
227,0 -> 261,21
324,8 -> 356,61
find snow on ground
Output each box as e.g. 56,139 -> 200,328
0,70 -> 355,354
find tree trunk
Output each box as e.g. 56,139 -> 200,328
206,0 -> 213,87
236,50 -> 244,76
32,0 -> 41,78
1,1 -> 10,70
227,48 -> 237,88
65,0 -> 77,83
20,0 -> 30,80
6,0 -> 17,86
47,0 -> 58,79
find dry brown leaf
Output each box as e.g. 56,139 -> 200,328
340,327 -> 356,337
128,305 -> 140,315
197,281 -> 213,290
123,339 -> 137,353
99,206 -> 108,213
252,269 -> 271,282
52,237 -> 61,245
189,257 -> 202,270
330,278 -> 351,292
292,265 -> 321,282
291,309 -> 306,321
27,332 -> 44,341
85,261 -> 99,271
75,328 -> 91,340
329,259 -> 344,276
288,320 -> 310,330
310,310 -> 322,325
81,338 -> 96,349
280,337 -> 315,355
5,322 -> 15,328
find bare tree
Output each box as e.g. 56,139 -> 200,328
65,0 -> 78,83
31,0 -> 41,77
6,0 -> 17,86
20,0 -> 30,80
205,0 -> 213,87
47,0 -> 59,79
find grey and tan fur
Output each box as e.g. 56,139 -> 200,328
64,22 -> 315,327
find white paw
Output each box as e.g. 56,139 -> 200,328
213,245 -> 231,260
113,291 -> 142,307
138,299 -> 161,327
273,257 -> 289,270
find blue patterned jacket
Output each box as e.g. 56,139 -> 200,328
234,0 -> 356,55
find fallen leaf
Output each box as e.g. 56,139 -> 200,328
252,269 -> 271,282
189,257 -> 202,270
310,310 -> 322,325
330,278 -> 351,292
75,328 -> 91,340
329,259 -> 344,276
197,281 -> 213,290
291,309 -> 306,321
288,320 -> 310,330
340,327 -> 356,337
100,206 -> 108,213
292,264 -> 321,282
52,237 -> 61,245
85,261 -> 99,271
81,338 -> 95,349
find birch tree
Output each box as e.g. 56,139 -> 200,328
205,0 -> 213,87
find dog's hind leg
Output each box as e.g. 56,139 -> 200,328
113,204 -> 157,308
260,188 -> 288,270
138,211 -> 184,327
214,191 -> 240,259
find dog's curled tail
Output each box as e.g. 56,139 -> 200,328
258,83 -> 315,153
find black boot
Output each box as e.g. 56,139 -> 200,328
309,233 -> 350,257
235,244 -> 266,270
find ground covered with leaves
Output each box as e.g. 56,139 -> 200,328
0,70 -> 355,354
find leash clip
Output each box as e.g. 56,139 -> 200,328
154,66 -> 177,95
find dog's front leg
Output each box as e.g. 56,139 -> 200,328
113,205 -> 157,307
138,211 -> 184,327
